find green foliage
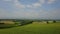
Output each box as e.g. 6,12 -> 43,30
53,20 -> 56,23
20,21 -> 33,26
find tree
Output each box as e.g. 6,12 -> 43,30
46,21 -> 49,24
53,20 -> 56,23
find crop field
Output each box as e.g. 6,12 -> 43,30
0,22 -> 60,34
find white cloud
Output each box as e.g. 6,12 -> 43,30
26,5 -> 33,8
0,0 -> 59,19
39,0 -> 56,4
0,9 -> 11,19
0,8 -> 40,19
2,0 -> 56,8
32,3 -> 41,8
39,0 -> 45,4
41,9 -> 60,19
13,0 -> 43,8
0,8 -> 60,19
47,0 -> 56,4
3,0 -> 12,1
14,0 -> 25,8
25,10 -> 39,18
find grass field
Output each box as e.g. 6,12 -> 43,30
0,22 -> 60,34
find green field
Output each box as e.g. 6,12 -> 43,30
0,22 -> 60,34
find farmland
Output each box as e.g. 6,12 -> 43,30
0,20 -> 60,34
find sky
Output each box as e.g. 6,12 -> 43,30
0,0 -> 60,19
